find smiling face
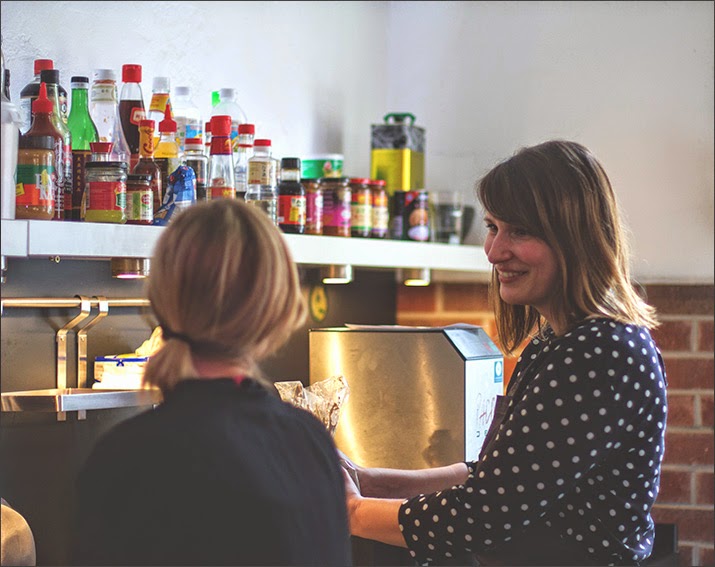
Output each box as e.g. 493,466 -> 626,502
483,213 -> 561,326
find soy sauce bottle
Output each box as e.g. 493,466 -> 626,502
277,157 -> 306,234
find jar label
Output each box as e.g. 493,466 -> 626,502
278,195 -> 307,226
127,190 -> 154,223
248,161 -> 276,186
16,164 -> 55,207
306,191 -> 324,234
87,181 -> 126,212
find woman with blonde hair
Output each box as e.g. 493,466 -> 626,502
74,200 -> 352,566
340,140 -> 667,566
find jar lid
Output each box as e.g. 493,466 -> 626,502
318,176 -> 349,184
349,178 -> 372,185
254,139 -> 272,147
19,134 -> 54,150
90,142 -> 114,154
127,173 -> 151,183
281,157 -> 301,170
369,179 -> 386,187
85,161 -> 128,169
122,64 -> 142,84
238,123 -> 255,135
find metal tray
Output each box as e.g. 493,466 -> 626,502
1,388 -> 162,413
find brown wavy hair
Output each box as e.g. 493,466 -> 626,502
143,200 -> 307,392
476,140 -> 659,354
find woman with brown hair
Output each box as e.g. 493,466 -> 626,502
74,200 -> 352,566
340,140 -> 667,566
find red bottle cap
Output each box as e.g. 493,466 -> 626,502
34,59 -> 54,75
254,139 -> 271,147
139,119 -> 155,129
349,178 -> 372,185
32,82 -> 53,114
238,123 -> 255,135
90,142 -> 114,154
158,103 -> 176,133
122,64 -> 142,84
210,115 -> 231,137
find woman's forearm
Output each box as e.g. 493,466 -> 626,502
359,462 -> 469,499
348,497 -> 407,548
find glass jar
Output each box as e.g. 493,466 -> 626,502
303,178 -> 323,235
320,176 -> 351,237
370,179 -> 388,239
84,160 -> 127,223
15,135 -> 56,220
349,177 -> 372,238
126,173 -> 153,225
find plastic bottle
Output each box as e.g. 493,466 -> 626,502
24,82 -> 64,220
67,75 -> 99,221
234,123 -> 255,200
133,119 -> 163,215
119,64 -> 146,171
245,138 -> 278,224
207,115 -> 235,200
211,88 -> 246,154
89,69 -> 131,165
15,135 -> 55,220
19,58 -> 61,133
40,69 -> 72,220
171,86 -> 202,152
184,137 -> 208,201
277,157 -> 306,234
147,76 -> 171,145
154,103 -> 183,191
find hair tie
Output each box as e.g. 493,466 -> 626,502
161,326 -> 194,345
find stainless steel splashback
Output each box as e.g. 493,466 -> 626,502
309,325 -> 504,470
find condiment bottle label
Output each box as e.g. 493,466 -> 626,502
149,93 -> 170,114
278,195 -> 307,226
16,164 -> 55,207
248,162 -> 276,186
87,181 -> 126,212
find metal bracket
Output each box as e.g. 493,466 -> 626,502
55,295 -> 91,421
76,296 -> 109,420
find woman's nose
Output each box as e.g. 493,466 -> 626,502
485,232 -> 511,264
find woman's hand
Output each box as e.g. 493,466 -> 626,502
338,450 -> 361,493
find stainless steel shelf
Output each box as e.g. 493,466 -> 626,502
1,388 -> 162,413
0,219 -> 490,275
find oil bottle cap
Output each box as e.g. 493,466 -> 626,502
90,142 -> 114,154
39,69 -> 60,85
174,86 -> 191,97
93,68 -> 116,82
158,104 -> 176,133
185,138 -> 203,150
122,64 -> 142,84
210,115 -> 231,137
32,82 -> 53,114
152,76 -> 170,93
254,139 -> 271,147
70,76 -> 90,88
238,123 -> 255,135
218,88 -> 236,100
33,59 -> 53,75
139,119 -> 155,129
281,157 -> 301,170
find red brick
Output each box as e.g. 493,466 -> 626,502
645,285 -> 714,316
396,286 -> 437,312
663,358 -> 714,390
652,506 -> 714,542
667,393 -> 697,427
699,320 -> 715,353
700,546 -> 714,566
696,471 -> 714,506
702,394 -> 714,428
442,283 -> 491,312
664,431 -> 714,465
658,469 -> 692,504
652,320 -> 694,352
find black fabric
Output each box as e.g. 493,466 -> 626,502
72,378 -> 352,566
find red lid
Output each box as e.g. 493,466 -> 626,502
370,179 -> 386,187
349,178 -> 372,185
210,115 -> 232,137
90,142 -> 114,154
122,64 -> 142,83
32,82 -> 53,114
205,121 -> 212,133
34,59 -> 54,75
139,119 -> 155,128
238,123 -> 255,135
254,139 -> 271,147
185,137 -> 202,147
158,103 -> 176,133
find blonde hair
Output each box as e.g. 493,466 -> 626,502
143,200 -> 307,392
476,140 -> 659,354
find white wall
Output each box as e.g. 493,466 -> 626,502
2,0 -> 713,283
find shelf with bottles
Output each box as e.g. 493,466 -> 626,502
0,218 -> 490,276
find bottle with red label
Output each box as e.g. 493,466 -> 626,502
277,158 -> 306,234
119,64 -> 146,171
133,119 -> 163,214
207,115 -> 235,199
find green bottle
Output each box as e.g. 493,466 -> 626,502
67,75 -> 98,221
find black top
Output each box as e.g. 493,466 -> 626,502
73,378 -> 352,566
399,319 -> 667,566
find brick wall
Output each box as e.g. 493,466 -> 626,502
396,282 -> 714,566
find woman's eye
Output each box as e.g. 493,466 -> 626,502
512,228 -> 530,237
484,222 -> 497,233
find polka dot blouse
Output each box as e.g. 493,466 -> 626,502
398,319 -> 667,566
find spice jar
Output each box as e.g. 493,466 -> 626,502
349,177 -> 372,238
303,178 -> 323,235
84,142 -> 127,223
320,176 -> 351,237
15,135 -> 56,220
369,179 -> 388,239
125,173 -> 153,225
